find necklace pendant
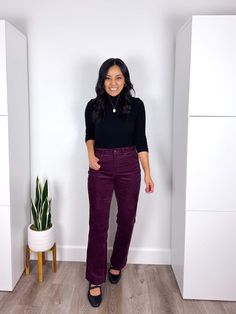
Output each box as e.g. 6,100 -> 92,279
113,108 -> 116,113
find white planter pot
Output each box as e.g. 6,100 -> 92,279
28,224 -> 55,252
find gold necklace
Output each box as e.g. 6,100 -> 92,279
108,95 -> 120,113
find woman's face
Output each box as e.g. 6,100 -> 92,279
104,65 -> 125,97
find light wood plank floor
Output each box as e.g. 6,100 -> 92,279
0,262 -> 235,314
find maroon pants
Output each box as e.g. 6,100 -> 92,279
85,146 -> 141,284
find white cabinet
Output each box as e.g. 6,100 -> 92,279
0,117 -> 10,205
0,23 -> 7,115
186,117 -> 236,212
184,211 -> 236,300
171,16 -> 236,301
189,16 -> 236,116
0,20 -> 30,291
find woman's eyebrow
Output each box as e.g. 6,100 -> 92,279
106,74 -> 123,77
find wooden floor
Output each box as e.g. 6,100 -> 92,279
0,262 -> 235,314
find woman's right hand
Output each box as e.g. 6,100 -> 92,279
88,154 -> 101,170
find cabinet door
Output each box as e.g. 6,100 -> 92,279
184,211 -> 236,301
0,21 -> 8,115
0,206 -> 12,290
189,16 -> 236,116
186,117 -> 236,211
0,117 -> 10,205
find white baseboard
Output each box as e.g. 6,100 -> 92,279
31,245 -> 171,265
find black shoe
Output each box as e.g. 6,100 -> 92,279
87,284 -> 102,307
108,265 -> 122,284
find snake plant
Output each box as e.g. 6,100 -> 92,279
31,177 -> 52,231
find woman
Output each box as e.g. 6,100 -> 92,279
85,58 -> 154,307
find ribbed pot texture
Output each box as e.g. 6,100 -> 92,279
28,224 -> 55,252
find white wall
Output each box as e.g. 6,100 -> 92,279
1,0 -> 236,264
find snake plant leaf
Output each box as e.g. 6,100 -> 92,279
31,200 -> 38,229
41,198 -> 49,230
35,177 -> 40,212
42,180 -> 48,204
48,198 -> 52,227
38,216 -> 42,230
48,212 -> 52,228
39,183 -> 42,203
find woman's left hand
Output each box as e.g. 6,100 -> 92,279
144,174 -> 154,193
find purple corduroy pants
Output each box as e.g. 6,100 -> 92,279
85,146 -> 141,285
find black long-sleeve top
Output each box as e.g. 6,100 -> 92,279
85,94 -> 148,153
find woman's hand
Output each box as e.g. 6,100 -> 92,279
88,153 -> 101,170
144,174 -> 154,193
137,151 -> 154,193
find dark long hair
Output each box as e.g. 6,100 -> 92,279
92,58 -> 135,122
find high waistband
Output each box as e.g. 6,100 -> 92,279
94,146 -> 136,154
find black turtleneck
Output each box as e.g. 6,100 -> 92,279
85,93 -> 148,153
